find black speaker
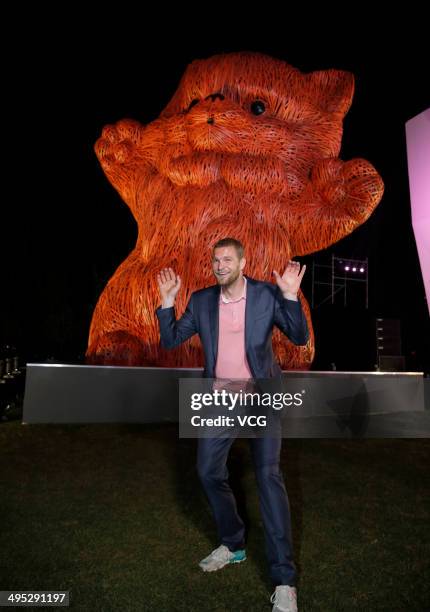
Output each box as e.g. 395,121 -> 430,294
375,318 -> 404,370
375,318 -> 401,355
378,355 -> 406,372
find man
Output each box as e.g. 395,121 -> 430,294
156,238 -> 308,612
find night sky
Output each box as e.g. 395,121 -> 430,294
4,19 -> 429,371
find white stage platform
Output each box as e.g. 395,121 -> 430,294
21,364 -> 429,437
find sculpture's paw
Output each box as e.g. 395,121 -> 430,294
311,158 -> 384,219
95,119 -> 144,170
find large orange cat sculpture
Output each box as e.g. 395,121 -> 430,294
86,52 -> 384,368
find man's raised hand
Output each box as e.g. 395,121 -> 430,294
273,261 -> 306,300
157,267 -> 181,308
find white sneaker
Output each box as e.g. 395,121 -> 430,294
270,585 -> 298,612
198,544 -> 246,572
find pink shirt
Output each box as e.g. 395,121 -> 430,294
214,277 -> 253,380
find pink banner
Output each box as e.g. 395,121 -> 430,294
405,108 -> 430,317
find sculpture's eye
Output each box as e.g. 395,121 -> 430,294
186,98 -> 200,112
250,100 -> 266,116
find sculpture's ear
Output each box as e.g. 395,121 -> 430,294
305,69 -> 355,115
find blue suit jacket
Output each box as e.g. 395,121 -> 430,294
155,275 -> 309,379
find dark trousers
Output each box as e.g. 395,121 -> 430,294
197,435 -> 297,587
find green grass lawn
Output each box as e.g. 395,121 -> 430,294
0,420 -> 429,611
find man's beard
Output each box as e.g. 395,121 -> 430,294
215,268 -> 241,287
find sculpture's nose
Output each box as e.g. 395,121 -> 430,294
205,93 -> 224,124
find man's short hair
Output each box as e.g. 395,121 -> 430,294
213,238 -> 245,259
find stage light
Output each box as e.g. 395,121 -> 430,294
313,254 -> 369,308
